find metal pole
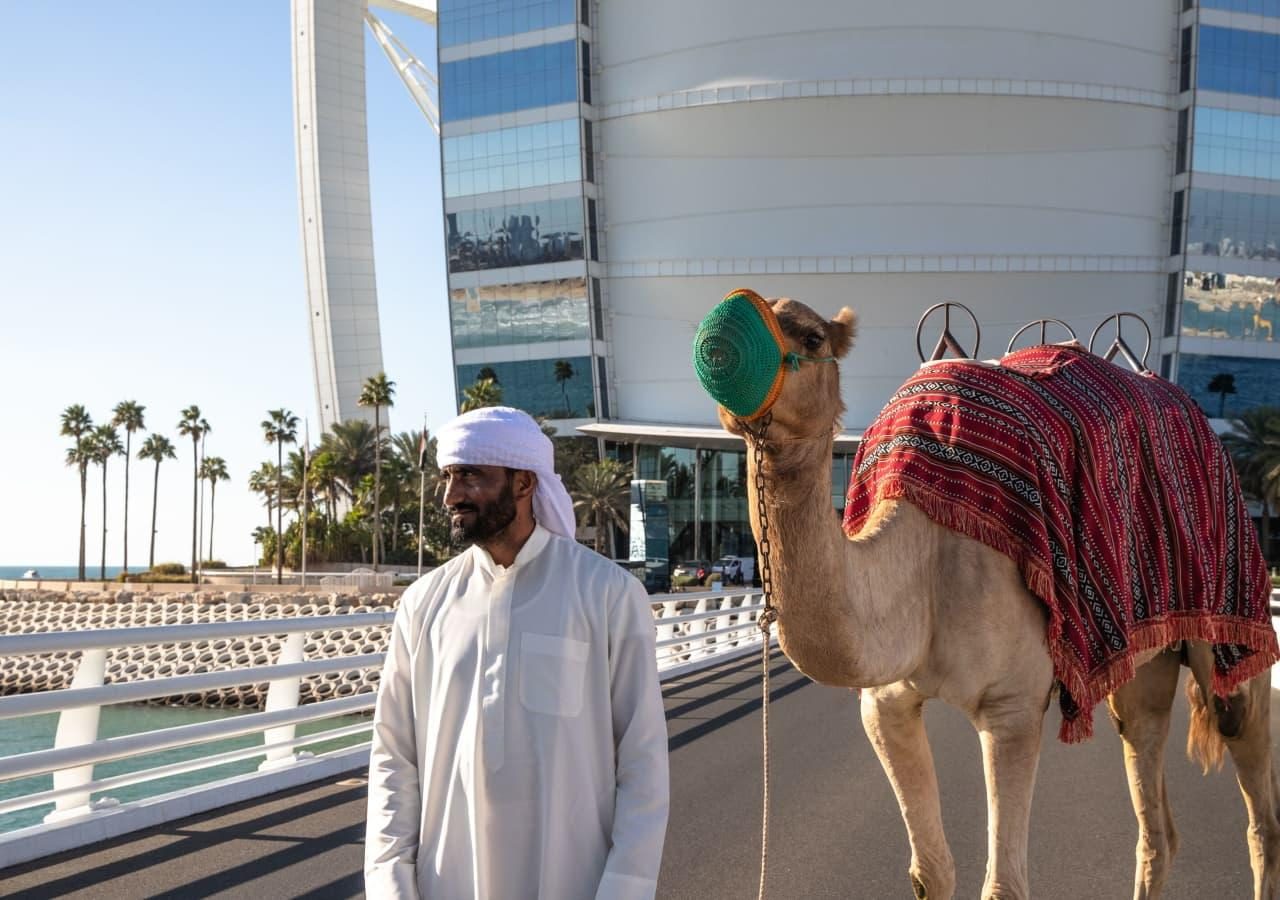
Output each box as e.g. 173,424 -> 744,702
417,414 -> 427,579
301,420 -> 309,589
197,433 -> 206,584
252,540 -> 258,586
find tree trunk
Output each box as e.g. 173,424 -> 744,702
373,406 -> 382,572
100,461 -> 108,581
190,440 -> 198,584
209,483 -> 217,562
122,432 -> 131,574
78,459 -> 88,581
393,496 -> 401,553
149,459 -> 160,570
276,444 -> 284,584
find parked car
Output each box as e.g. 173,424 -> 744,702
671,559 -> 711,583
711,555 -> 755,585
614,558 -> 671,594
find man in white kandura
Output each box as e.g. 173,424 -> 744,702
364,407 -> 670,899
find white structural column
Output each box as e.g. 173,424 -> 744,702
292,0 -> 384,433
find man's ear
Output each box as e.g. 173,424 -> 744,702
827,307 -> 857,359
513,469 -> 538,501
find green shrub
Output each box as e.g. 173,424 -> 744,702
703,572 -> 723,587
671,574 -> 702,589
200,560 -> 227,569
152,562 -> 186,576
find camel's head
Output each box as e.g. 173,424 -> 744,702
694,289 -> 856,441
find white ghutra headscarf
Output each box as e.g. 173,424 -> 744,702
435,407 -> 578,540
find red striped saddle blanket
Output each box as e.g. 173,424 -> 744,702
843,344 -> 1277,742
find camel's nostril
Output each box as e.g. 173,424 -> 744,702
911,874 -> 927,899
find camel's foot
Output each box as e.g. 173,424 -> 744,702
908,860 -> 954,900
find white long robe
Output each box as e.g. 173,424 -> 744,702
364,525 -> 670,899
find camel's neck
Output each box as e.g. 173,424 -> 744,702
748,433 -> 935,687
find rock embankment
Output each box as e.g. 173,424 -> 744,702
0,589 -> 398,708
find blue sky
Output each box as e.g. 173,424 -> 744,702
0,2 -> 453,567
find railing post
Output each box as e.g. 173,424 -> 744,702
44,648 -> 119,823
259,633 -> 312,770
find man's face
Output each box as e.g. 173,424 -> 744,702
442,464 -> 518,547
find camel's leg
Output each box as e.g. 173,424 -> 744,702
972,691 -> 1049,900
1223,672 -> 1280,900
1106,647 -> 1181,900
861,684 -> 956,900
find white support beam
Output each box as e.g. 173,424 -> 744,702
365,10 -> 440,135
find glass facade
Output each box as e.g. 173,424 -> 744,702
1186,187 -> 1280,259
446,197 -> 584,272
450,277 -> 589,348
1198,27 -> 1280,100
440,41 -> 579,122
1202,0 -> 1280,16
439,0 -> 575,48
457,356 -> 595,418
443,119 -> 582,197
1176,353 -> 1280,417
1180,270 -> 1280,340
1193,107 -> 1280,181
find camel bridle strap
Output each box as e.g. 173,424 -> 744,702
741,411 -> 779,900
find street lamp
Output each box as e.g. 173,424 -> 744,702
252,537 -> 259,586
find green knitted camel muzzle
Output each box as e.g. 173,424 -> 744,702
692,288 -> 835,420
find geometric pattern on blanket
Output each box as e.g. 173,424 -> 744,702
843,343 -> 1278,742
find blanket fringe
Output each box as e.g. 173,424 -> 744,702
851,482 -> 1280,744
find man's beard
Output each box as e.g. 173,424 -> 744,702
449,478 -> 518,547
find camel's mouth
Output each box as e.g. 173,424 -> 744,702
693,287 -> 837,420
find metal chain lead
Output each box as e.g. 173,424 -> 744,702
750,413 -> 778,900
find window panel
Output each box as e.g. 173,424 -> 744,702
441,41 -> 579,122
450,278 -> 590,350
1175,352 -> 1280,417
1199,27 -> 1280,100
442,118 -> 582,198
439,0 -> 576,48
1185,187 -> 1280,259
456,354 -> 595,418
1179,268 -> 1280,347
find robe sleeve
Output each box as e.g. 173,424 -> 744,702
595,578 -> 670,900
365,598 -> 423,899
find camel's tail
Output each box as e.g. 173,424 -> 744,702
1184,640 -> 1253,774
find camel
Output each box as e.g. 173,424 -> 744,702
713,296 -> 1280,900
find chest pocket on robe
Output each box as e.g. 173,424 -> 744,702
519,632 -> 590,717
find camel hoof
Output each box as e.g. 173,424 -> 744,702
911,874 -> 927,899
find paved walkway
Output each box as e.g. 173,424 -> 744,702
1,651 -> 1266,898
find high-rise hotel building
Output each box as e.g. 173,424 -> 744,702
296,1 -> 1280,565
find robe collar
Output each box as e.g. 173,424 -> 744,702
471,523 -> 552,578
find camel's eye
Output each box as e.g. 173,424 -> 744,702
802,332 -> 824,352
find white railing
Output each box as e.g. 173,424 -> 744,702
0,589 -> 768,866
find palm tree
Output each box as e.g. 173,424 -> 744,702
137,434 -> 176,570
553,360 -> 576,415
111,401 -> 146,574
477,366 -> 500,384
60,405 -> 94,580
90,425 -> 124,580
1208,372 -> 1238,418
1223,406 -> 1280,563
177,408 -> 210,583
461,377 -> 503,412
570,459 -> 631,556
200,455 -> 230,562
307,450 -> 342,524
358,373 -> 396,571
262,409 -> 299,583
248,462 -> 279,531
